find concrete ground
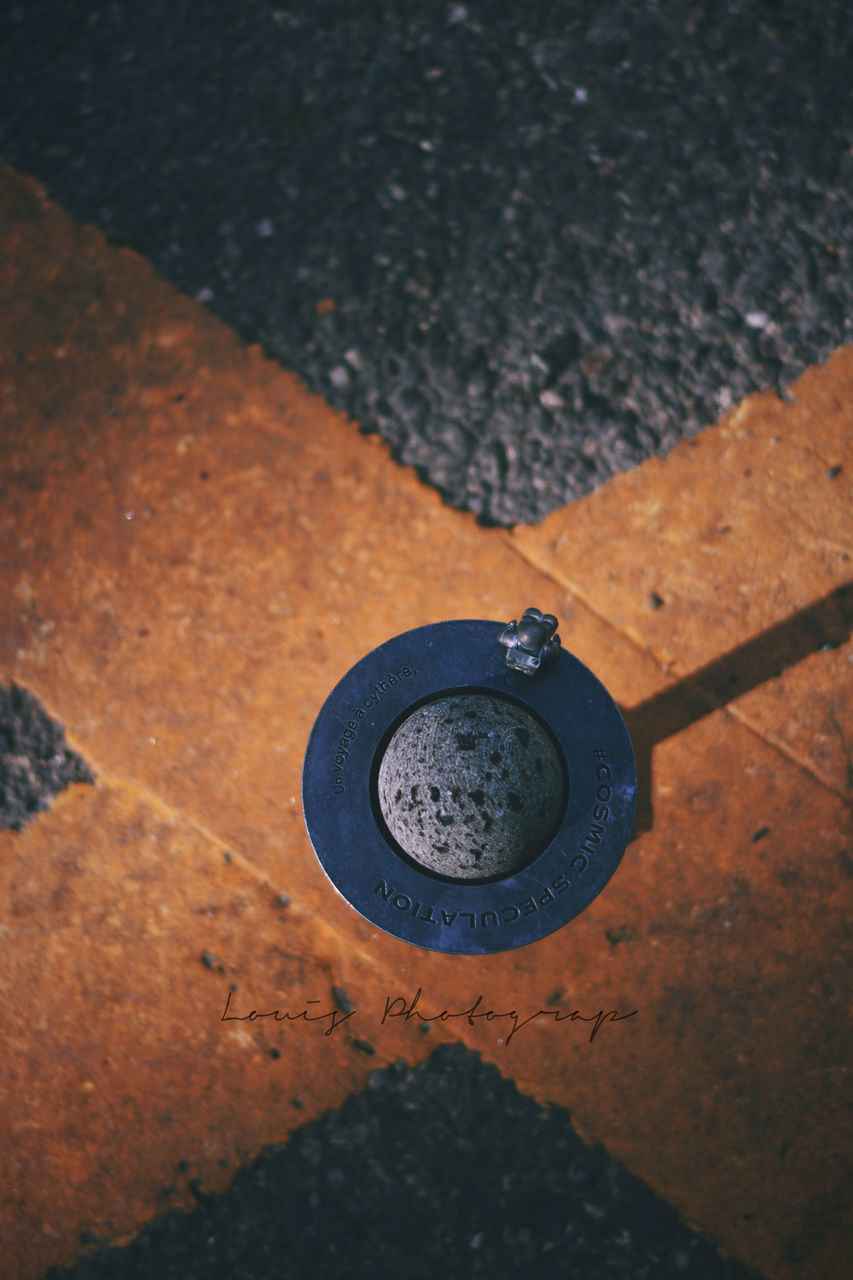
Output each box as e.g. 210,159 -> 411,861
0,6 -> 852,1278
1,160 -> 851,1280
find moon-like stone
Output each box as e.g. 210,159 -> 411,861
376,692 -> 566,881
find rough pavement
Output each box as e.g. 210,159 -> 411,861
1,1 -> 850,522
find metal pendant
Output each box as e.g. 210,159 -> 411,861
302,611 -> 637,954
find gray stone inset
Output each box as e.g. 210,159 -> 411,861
376,693 -> 565,882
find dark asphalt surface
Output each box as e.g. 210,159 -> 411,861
0,684 -> 95,831
44,1047 -> 761,1280
2,1 -> 851,523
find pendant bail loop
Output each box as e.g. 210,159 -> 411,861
498,607 -> 561,675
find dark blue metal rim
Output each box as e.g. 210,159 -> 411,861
302,620 -> 637,954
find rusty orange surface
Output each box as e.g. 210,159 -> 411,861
0,781 -> 439,1266
513,365 -> 853,798
1,160 -> 851,1280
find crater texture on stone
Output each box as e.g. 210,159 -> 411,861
376,693 -> 565,881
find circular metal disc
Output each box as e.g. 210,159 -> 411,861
302,620 -> 637,954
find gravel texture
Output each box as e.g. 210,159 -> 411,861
0,684 -> 95,830
44,1044 -> 764,1280
377,693 -> 565,880
1,1 -> 850,524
